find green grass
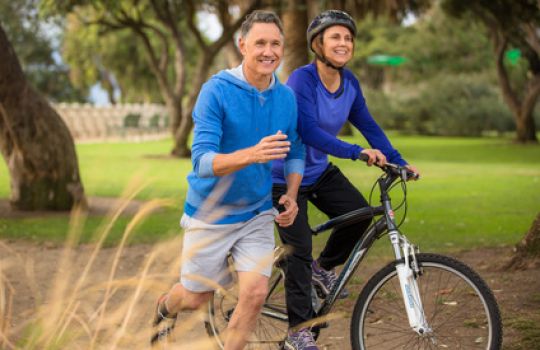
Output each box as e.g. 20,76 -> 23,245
0,135 -> 539,251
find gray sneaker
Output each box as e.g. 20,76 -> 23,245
284,328 -> 319,350
150,294 -> 177,345
311,260 -> 349,299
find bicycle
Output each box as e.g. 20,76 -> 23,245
205,157 -> 503,349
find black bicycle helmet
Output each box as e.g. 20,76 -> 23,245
307,10 -> 357,53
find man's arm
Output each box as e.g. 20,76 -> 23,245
212,132 -> 290,177
274,172 -> 302,227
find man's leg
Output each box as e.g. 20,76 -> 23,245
163,283 -> 213,313
223,271 -> 269,350
151,284 -> 213,345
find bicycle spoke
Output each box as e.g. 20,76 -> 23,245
353,256 -> 500,350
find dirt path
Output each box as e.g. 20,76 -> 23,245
1,236 -> 539,349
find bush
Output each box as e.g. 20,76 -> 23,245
123,113 -> 141,128
364,74 -> 514,136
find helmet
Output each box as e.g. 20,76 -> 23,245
306,10 -> 357,52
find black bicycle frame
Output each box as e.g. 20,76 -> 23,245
314,171 -> 402,317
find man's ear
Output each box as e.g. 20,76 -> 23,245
238,36 -> 246,56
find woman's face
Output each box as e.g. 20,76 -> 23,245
321,25 -> 354,67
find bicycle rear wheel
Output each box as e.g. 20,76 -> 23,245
351,253 -> 502,350
205,265 -> 288,349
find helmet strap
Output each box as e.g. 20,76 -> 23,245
314,51 -> 344,71
312,36 -> 343,71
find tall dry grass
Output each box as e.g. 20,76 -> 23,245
0,176 -> 282,349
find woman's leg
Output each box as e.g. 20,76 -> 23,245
310,165 -> 370,270
272,184 -> 314,328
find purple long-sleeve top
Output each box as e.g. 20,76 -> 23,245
272,62 -> 407,186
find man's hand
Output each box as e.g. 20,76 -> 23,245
250,131 -> 290,164
361,148 -> 386,167
275,194 -> 298,227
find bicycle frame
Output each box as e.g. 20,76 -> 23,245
311,167 -> 430,334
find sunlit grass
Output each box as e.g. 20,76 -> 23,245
0,135 -> 539,251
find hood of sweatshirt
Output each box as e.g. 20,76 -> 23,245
213,65 -> 278,95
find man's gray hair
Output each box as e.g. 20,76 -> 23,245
240,10 -> 284,38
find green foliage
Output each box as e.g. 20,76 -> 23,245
397,6 -> 494,79
375,73 -> 514,136
351,4 -> 521,136
122,113 -> 141,127
48,1 -> 201,103
62,11 -> 165,103
0,0 -> 85,102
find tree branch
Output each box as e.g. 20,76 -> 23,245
492,29 -> 521,114
522,22 -> 540,57
209,0 -> 263,54
186,0 -> 208,50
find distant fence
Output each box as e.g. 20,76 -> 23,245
53,103 -> 169,141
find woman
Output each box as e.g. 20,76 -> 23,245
271,10 -> 418,350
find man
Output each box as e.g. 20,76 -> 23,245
151,11 -> 305,350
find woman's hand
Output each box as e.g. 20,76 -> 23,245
405,164 -> 420,180
360,149 -> 386,167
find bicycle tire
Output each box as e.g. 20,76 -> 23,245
350,253 -> 502,350
205,265 -> 288,349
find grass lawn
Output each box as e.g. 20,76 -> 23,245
0,135 -> 539,252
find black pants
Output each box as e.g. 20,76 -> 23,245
272,164 -> 370,327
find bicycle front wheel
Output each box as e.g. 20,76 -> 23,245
205,265 -> 288,349
351,253 -> 502,350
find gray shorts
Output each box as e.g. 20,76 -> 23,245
179,209 -> 276,292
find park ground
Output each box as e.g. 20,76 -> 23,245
1,136 -> 539,348
1,208 -> 540,349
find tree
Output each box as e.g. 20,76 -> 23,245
507,212 -> 540,269
443,0 -> 540,143
0,24 -> 86,210
43,0 -> 263,157
62,15 -> 170,104
282,0 -> 309,77
0,0 -> 85,103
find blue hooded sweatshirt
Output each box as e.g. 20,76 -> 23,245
184,68 -> 305,224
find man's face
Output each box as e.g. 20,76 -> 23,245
239,22 -> 284,77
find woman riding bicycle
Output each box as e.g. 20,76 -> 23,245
271,10 -> 418,350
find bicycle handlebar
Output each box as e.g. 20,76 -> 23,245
358,153 -> 420,181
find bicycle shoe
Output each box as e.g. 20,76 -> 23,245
311,260 -> 349,299
150,294 -> 177,346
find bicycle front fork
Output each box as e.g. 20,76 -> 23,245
390,231 -> 432,336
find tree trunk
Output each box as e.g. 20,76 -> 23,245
225,40 -> 242,68
516,109 -> 538,143
506,212 -> 540,269
492,30 -> 539,143
0,25 -> 86,210
283,0 -> 309,78
170,53 -> 214,157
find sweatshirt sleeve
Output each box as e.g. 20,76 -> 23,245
191,81 -> 223,178
287,70 -> 362,160
283,92 -> 305,177
348,77 -> 407,166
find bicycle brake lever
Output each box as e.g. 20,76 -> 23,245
400,168 -> 408,182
